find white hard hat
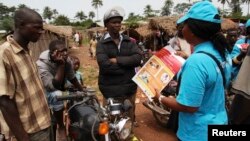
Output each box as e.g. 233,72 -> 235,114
103,6 -> 125,25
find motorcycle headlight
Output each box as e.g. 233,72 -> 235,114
116,118 -> 132,140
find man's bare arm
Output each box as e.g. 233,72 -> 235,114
0,96 -> 30,141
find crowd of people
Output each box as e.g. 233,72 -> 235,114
1,1 -> 250,141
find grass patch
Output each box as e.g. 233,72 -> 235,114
79,65 -> 101,96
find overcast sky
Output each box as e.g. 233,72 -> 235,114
1,0 -> 248,20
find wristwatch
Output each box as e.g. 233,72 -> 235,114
158,95 -> 165,105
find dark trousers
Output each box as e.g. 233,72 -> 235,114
29,127 -> 51,141
228,94 -> 250,124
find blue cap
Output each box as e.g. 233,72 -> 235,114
177,1 -> 221,24
245,19 -> 250,28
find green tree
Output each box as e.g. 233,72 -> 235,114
1,17 -> 14,32
0,3 -> 15,31
0,3 -> 15,20
43,6 -> 53,22
17,4 -> 29,9
53,15 -> 70,25
144,5 -> 154,18
91,0 -> 103,21
230,0 -> 242,17
75,11 -> 87,21
0,3 -> 9,19
127,12 -> 135,20
52,9 -> 58,19
218,0 -> 229,15
174,3 -> 192,14
125,12 -> 144,28
161,0 -> 173,16
88,11 -> 95,20
126,12 -> 143,21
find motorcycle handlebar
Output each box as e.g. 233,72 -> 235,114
56,89 -> 96,101
56,92 -> 85,101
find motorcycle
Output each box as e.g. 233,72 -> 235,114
142,80 -> 177,128
143,79 -> 233,128
56,88 -> 133,141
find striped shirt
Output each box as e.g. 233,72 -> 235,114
0,35 -> 51,139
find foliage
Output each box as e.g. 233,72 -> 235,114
174,3 -> 191,14
17,4 -> 29,9
91,0 -> 103,9
0,3 -> 15,20
144,5 -> 155,18
231,11 -> 243,18
52,9 -> 58,18
88,11 -> 95,20
218,7 -> 231,17
0,3 -> 15,31
91,0 -> 103,21
218,0 -> 230,6
124,12 -> 144,28
43,6 -> 58,23
43,6 -> 53,21
229,0 -> 242,16
1,17 -> 14,32
71,19 -> 94,29
75,11 -> 87,21
53,15 -> 70,25
161,0 -> 173,16
81,65 -> 100,94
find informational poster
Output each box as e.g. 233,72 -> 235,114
132,46 -> 185,100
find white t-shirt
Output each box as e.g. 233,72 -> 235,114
74,33 -> 80,42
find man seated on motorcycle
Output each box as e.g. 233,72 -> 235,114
36,39 -> 83,140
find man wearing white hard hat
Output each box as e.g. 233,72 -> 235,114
96,6 -> 142,139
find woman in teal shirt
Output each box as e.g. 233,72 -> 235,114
154,1 -> 232,141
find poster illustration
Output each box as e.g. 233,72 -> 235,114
132,46 -> 185,100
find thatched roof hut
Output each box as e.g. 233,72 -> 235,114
134,16 -> 180,50
122,28 -> 141,42
221,18 -> 238,31
135,24 -> 151,39
43,24 -> 73,37
85,27 -> 106,39
148,16 -> 179,36
135,16 -> 180,40
28,24 -> 73,61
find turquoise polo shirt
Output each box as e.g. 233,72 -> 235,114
176,41 -> 232,141
230,38 -> 250,79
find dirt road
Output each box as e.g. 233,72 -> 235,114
69,46 -> 178,141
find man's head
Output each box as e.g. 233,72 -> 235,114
69,55 -> 80,71
103,7 -> 125,35
14,8 -> 43,42
226,29 -> 238,48
49,40 -> 68,61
